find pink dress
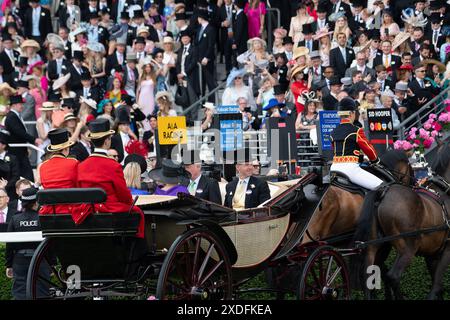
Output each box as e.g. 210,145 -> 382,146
30,88 -> 47,120
244,2 -> 266,38
137,79 -> 155,131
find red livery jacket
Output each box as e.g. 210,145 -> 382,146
39,155 -> 79,215
77,152 -> 144,238
330,119 -> 378,163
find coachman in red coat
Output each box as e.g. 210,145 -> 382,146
39,128 -> 78,215
77,118 -> 145,238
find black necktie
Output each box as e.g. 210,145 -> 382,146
183,46 -> 188,55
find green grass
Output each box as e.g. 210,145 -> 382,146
0,245 -> 448,300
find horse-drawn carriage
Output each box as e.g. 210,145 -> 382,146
27,172 -> 352,300
26,148 -> 450,300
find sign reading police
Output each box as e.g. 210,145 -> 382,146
318,111 -> 340,151
157,116 -> 187,145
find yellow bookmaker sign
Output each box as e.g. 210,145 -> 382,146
157,116 -> 187,145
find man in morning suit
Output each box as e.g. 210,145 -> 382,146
184,154 -> 222,205
0,130 -> 20,199
224,150 -> 271,210
4,95 -> 42,182
329,32 -> 355,79
24,0 -> 53,43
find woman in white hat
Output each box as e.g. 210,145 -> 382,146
137,58 -> 157,130
36,102 -> 58,156
237,37 -> 270,90
70,27 -> 87,55
222,68 -> 256,109
155,91 -> 177,117
53,73 -> 76,100
79,97 -> 97,124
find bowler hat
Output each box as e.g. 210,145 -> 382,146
46,128 -> 75,152
87,118 -> 115,139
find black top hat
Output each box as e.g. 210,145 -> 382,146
5,22 -> 18,30
197,9 -> 210,20
72,50 -> 84,61
87,118 -> 115,140
370,29 -> 381,40
429,12 -> 443,23
47,128 -> 75,152
329,76 -> 341,86
429,0 -> 443,10
152,15 -> 162,23
273,84 -> 286,96
0,129 -> 10,145
283,36 -> 294,45
179,29 -> 192,38
120,11 -> 130,20
87,11 -> 100,20
18,56 -> 28,67
1,33 -> 12,42
133,10 -> 144,19
80,72 -> 91,81
124,153 -> 147,173
338,97 -> 357,114
234,0 -> 247,9
10,95 -> 24,105
414,0 -> 426,3
62,98 -> 76,108
21,187 -> 39,207
316,2 -> 328,12
117,108 -> 130,124
17,80 -> 29,89
48,91 -> 62,102
135,36 -> 146,44
352,0 -> 366,8
148,159 -> 191,185
302,23 -> 314,35
175,13 -> 187,21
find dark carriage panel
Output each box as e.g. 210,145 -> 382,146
38,188 -> 107,205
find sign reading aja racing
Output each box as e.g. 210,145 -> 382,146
367,108 -> 393,133
157,116 -> 187,145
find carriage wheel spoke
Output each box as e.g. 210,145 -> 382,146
197,243 -> 214,283
199,260 -> 224,286
327,266 -> 342,287
191,237 -> 202,283
325,256 -> 334,280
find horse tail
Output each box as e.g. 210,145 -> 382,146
350,187 -> 383,289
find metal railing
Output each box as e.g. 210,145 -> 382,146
395,86 -> 450,140
9,143 -> 45,154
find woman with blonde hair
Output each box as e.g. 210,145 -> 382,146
86,42 -> 107,96
20,40 -> 42,71
36,102 -> 57,155
289,3 -> 314,43
332,15 -> 351,47
315,31 -> 331,67
28,76 -> 47,120
137,58 -> 157,130
0,83 -> 15,106
156,91 -> 177,117
123,156 -> 150,195
237,37 -> 270,90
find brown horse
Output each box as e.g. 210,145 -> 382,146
431,141 -> 450,182
353,175 -> 450,300
302,150 -> 414,244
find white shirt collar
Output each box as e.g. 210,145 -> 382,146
238,177 -> 250,185
0,151 -> 6,160
191,175 -> 202,185
94,148 -> 108,154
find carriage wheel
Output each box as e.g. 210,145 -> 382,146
26,238 -> 77,300
298,245 -> 350,300
156,227 -> 233,300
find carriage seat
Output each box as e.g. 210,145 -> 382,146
37,188 -> 139,237
330,171 -> 368,196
